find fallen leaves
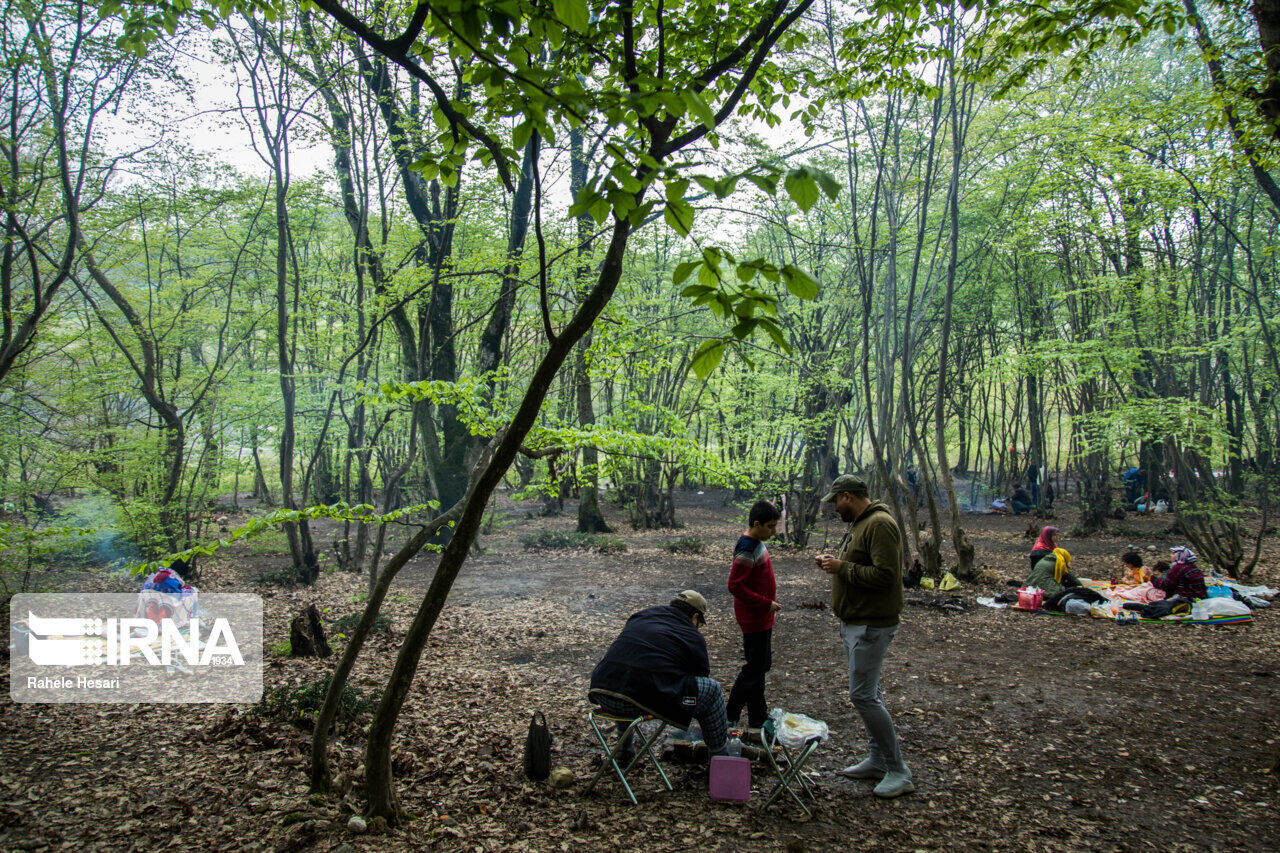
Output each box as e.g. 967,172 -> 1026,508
1,492 -> 1278,851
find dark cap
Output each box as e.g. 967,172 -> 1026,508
821,474 -> 868,502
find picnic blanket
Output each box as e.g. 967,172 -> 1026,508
984,576 -> 1269,625
1006,604 -> 1253,626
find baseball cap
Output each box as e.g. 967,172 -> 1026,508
674,589 -> 708,621
821,474 -> 868,502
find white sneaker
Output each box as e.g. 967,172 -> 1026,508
838,757 -> 887,779
873,767 -> 915,798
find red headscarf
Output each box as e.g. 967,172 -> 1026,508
1031,526 -> 1058,553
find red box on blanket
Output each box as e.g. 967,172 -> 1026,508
709,756 -> 751,802
1018,588 -> 1044,610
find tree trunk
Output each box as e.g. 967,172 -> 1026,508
571,127 -> 610,534
361,214 -> 635,822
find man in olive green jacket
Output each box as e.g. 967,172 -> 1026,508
815,474 -> 913,798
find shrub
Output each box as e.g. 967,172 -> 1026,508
594,536 -> 628,554
258,674 -> 381,730
330,612 -> 391,636
520,531 -> 628,553
254,567 -> 301,586
663,536 -> 705,554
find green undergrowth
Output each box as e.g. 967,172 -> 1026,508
520,530 -> 628,553
663,535 -> 705,554
258,674 -> 381,730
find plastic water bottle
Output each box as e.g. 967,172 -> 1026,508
725,737 -> 743,757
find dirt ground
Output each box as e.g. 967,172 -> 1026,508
2,488 -> 1279,852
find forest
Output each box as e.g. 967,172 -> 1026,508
3,0 -> 1280,850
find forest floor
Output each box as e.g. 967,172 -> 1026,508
2,488 -> 1279,852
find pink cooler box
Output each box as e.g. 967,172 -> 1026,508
1018,588 -> 1044,610
709,755 -> 751,802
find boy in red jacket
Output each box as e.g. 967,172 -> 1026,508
726,500 -> 782,730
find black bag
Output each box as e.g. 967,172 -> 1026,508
1044,586 -> 1107,613
523,711 -> 551,781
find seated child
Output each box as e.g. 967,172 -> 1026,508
1119,551 -> 1147,586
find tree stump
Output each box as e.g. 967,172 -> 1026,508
290,604 -> 332,658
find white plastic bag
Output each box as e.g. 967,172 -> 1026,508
768,708 -> 829,749
1191,597 -> 1250,619
1227,582 -> 1278,600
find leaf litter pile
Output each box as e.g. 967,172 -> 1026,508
2,489 -> 1279,852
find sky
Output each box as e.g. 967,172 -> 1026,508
101,29 -> 334,181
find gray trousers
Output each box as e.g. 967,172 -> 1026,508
840,622 -> 906,772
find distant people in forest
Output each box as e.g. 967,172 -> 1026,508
1150,546 -> 1207,601
1029,525 -> 1059,571
1026,459 -> 1041,506
1026,544 -> 1080,597
1122,467 -> 1145,504
1010,483 -> 1032,515
1043,479 -> 1056,510
725,500 -> 781,731
1153,486 -> 1171,513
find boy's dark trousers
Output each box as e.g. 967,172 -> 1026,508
726,628 -> 773,728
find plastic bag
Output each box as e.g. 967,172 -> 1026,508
939,572 -> 959,591
1191,598 -> 1250,620
522,711 -> 551,781
768,708 -> 829,749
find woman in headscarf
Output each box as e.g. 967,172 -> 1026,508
1150,546 -> 1207,600
1025,544 -> 1080,597
1029,526 -> 1058,572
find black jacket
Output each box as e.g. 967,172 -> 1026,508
588,605 -> 709,726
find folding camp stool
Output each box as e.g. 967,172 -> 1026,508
759,720 -> 822,816
586,708 -> 673,804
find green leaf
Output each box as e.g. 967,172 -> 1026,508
664,199 -> 694,236
682,91 -> 717,127
746,173 -> 778,195
785,169 -> 820,213
554,0 -> 589,33
714,176 -> 740,199
761,318 -> 789,351
813,167 -> 842,200
674,261 -> 700,286
690,340 -> 726,380
589,196 -> 611,223
782,265 -> 820,300
698,259 -> 723,287
409,158 -> 439,181
512,120 -> 533,150
568,189 -> 600,219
